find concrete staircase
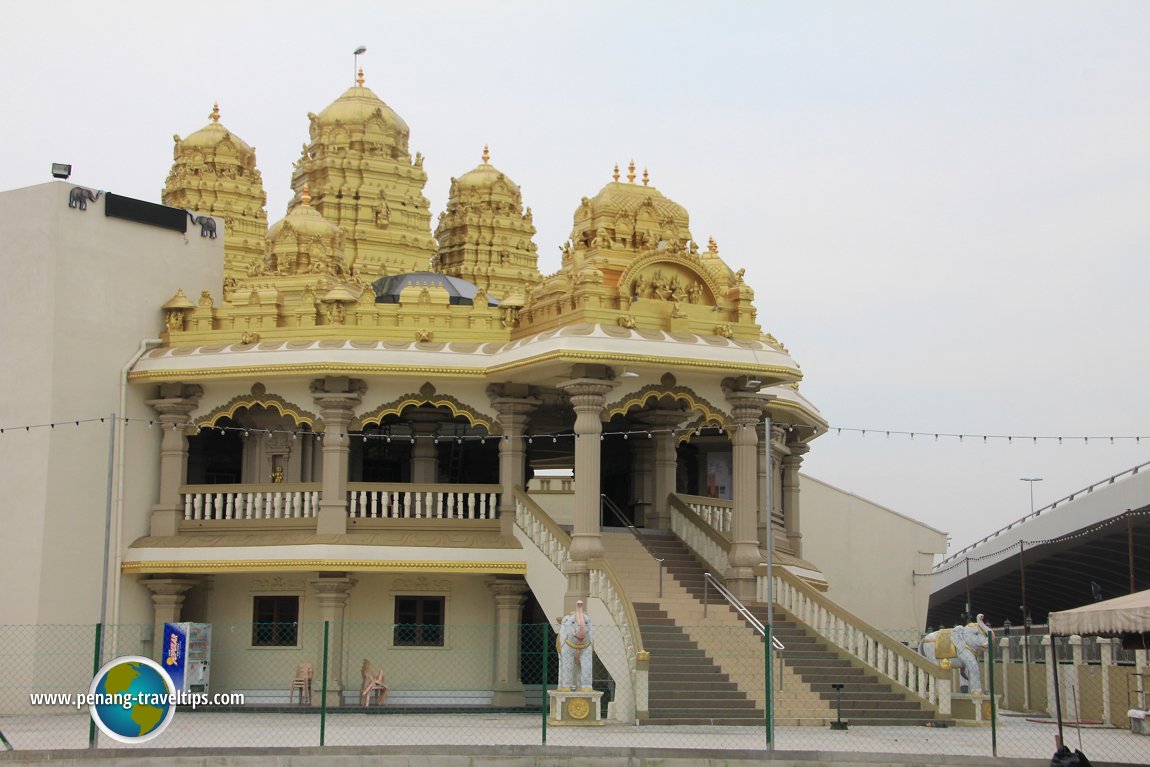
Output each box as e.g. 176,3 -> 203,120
632,601 -> 764,725
604,528 -> 944,726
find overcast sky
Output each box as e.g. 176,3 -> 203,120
3,1 -> 1147,555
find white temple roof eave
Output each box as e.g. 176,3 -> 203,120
130,323 -> 804,384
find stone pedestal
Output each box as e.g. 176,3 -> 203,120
548,689 -> 605,726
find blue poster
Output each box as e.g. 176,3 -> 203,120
162,622 -> 187,692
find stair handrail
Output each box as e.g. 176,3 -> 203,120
670,493 -> 950,714
703,572 -> 785,650
600,494 -> 665,596
513,488 -> 648,662
759,564 -> 952,715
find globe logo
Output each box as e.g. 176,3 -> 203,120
88,656 -> 177,743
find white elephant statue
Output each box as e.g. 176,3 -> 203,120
556,600 -> 594,691
920,614 -> 992,694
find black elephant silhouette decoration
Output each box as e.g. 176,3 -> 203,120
68,187 -> 102,211
187,211 -> 217,239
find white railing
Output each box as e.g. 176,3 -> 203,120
668,496 -> 731,573
347,483 -> 500,520
181,484 -> 321,521
513,490 -> 571,570
679,493 -> 734,536
513,489 -> 648,719
669,492 -> 951,716
764,568 -> 951,716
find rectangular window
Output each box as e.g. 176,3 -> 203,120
252,595 -> 299,646
393,595 -> 445,647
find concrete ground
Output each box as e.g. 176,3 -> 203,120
0,711 -> 1145,766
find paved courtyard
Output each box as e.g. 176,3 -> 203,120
1,711 -> 1146,764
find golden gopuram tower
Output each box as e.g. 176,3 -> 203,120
163,103 -> 269,280
288,68 -> 437,278
433,145 -> 543,304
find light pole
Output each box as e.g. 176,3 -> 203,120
353,46 -> 367,84
1020,477 -> 1043,515
1018,477 -> 1042,710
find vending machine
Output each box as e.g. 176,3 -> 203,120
162,622 -> 212,694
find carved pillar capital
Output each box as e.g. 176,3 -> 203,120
143,578 -> 199,661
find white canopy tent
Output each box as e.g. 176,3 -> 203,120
1048,589 -> 1150,636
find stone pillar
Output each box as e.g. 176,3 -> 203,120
559,377 -> 616,610
1067,634 -> 1083,722
489,577 -> 529,706
782,444 -> 808,558
638,410 -> 685,530
408,414 -> 442,484
1097,637 -> 1113,726
629,439 -> 653,527
145,384 -> 203,537
1135,648 -> 1148,709
311,378 -> 363,535
998,636 -> 1011,710
311,575 -> 356,707
143,578 -> 198,661
726,391 -> 765,600
490,388 -> 539,539
1044,634 -> 1057,717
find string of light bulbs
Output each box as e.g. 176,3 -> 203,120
2,415 -> 1148,444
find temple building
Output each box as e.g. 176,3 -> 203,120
0,70 -> 950,724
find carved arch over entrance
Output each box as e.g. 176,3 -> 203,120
603,377 -> 729,429
352,382 -> 497,433
194,383 -> 318,428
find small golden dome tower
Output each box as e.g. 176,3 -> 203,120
434,146 -> 542,301
164,103 -> 269,279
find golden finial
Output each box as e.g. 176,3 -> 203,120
356,67 -> 364,87
707,236 -> 718,254
482,145 -> 490,165
627,160 -> 636,184
209,102 -> 220,123
301,183 -> 312,207
612,163 -> 620,182
642,167 -> 649,186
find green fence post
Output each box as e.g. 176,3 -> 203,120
88,623 -> 103,748
989,636 -> 998,757
765,623 -> 773,749
541,623 -> 548,745
320,621 -> 329,747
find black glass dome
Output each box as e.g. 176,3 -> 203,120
371,272 -> 500,307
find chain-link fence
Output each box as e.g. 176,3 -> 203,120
0,622 -> 1146,763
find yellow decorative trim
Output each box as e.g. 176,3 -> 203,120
604,383 -> 726,423
122,559 -> 526,574
196,386 -> 318,428
129,363 -> 490,383
354,388 -> 496,432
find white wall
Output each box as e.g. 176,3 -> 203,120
799,474 -> 947,639
0,181 -> 221,626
